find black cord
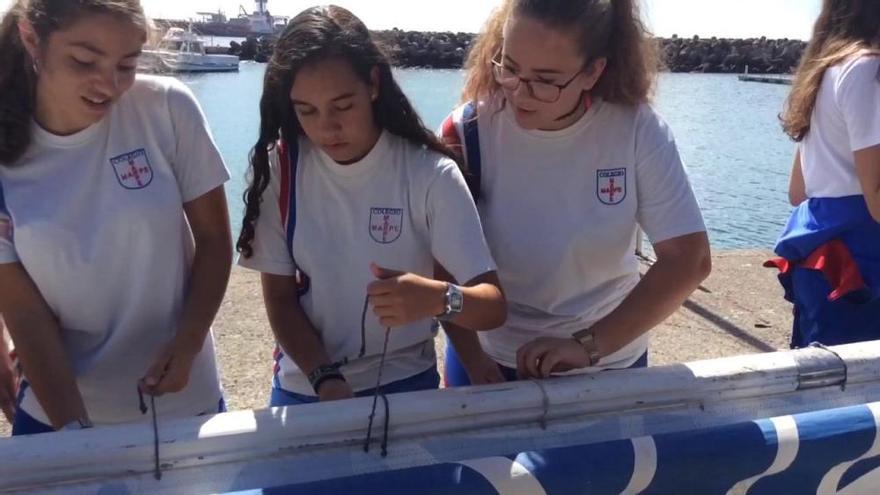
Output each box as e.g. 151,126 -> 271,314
359,295 -> 369,358
380,393 -> 390,457
326,294 -> 372,370
150,395 -> 161,480
138,388 -> 162,480
364,327 -> 391,453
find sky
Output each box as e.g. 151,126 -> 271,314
0,0 -> 824,40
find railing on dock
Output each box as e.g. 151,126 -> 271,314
738,65 -> 793,85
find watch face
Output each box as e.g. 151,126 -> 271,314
449,286 -> 464,312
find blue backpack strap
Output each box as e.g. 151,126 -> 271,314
461,101 -> 482,203
277,138 -> 309,296
0,180 -> 13,246
284,140 -> 298,257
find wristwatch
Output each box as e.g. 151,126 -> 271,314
307,363 -> 346,394
436,283 -> 464,321
572,328 -> 602,367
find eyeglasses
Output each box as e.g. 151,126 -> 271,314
491,53 -> 585,103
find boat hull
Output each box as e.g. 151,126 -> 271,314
140,50 -> 240,73
4,342 -> 880,494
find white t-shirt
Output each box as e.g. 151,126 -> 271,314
0,75 -> 229,425
239,131 -> 496,395
801,54 -> 880,198
442,97 -> 705,371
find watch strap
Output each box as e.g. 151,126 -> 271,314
436,283 -> 463,321
572,328 -> 601,367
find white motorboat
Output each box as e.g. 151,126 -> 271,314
140,28 -> 239,73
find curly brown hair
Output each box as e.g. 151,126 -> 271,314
461,0 -> 660,106
781,0 -> 880,142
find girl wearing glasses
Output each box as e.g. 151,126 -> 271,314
440,0 -> 710,386
0,0 -> 231,434
237,6 -> 505,406
767,0 -> 880,348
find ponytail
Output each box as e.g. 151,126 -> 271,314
592,0 -> 659,105
0,2 -> 36,165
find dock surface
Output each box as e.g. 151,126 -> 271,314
0,250 -> 791,436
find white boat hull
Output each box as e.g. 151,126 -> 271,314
4,342 -> 880,493
141,50 -> 240,73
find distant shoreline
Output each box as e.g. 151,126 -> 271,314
151,16 -> 806,74
371,31 -> 806,74
209,32 -> 805,73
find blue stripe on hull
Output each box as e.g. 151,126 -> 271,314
222,403 -> 880,495
752,404 -> 877,494
261,463 -> 497,494
643,419 -> 777,494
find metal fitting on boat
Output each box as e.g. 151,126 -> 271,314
794,343 -> 848,390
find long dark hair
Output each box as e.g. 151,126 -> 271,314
463,0 -> 659,105
237,5 -> 457,258
0,0 -> 146,165
781,0 -> 880,141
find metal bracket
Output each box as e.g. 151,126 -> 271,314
794,343 -> 848,391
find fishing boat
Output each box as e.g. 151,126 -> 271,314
189,1 -> 285,37
3,341 -> 880,494
140,27 -> 240,73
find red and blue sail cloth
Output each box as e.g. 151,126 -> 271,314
765,195 -> 880,348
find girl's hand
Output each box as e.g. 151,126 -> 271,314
366,263 -> 446,328
459,349 -> 506,385
317,379 -> 355,402
0,349 -> 17,423
516,337 -> 592,379
139,339 -> 200,396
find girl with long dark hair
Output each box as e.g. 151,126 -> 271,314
237,5 -> 505,405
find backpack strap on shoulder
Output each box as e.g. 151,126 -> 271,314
461,101 -> 482,203
277,138 -> 310,296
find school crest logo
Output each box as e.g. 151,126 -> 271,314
110,149 -> 153,190
369,207 -> 404,244
597,168 -> 626,205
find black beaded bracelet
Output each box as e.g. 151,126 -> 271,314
313,372 -> 346,394
308,363 -> 346,394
